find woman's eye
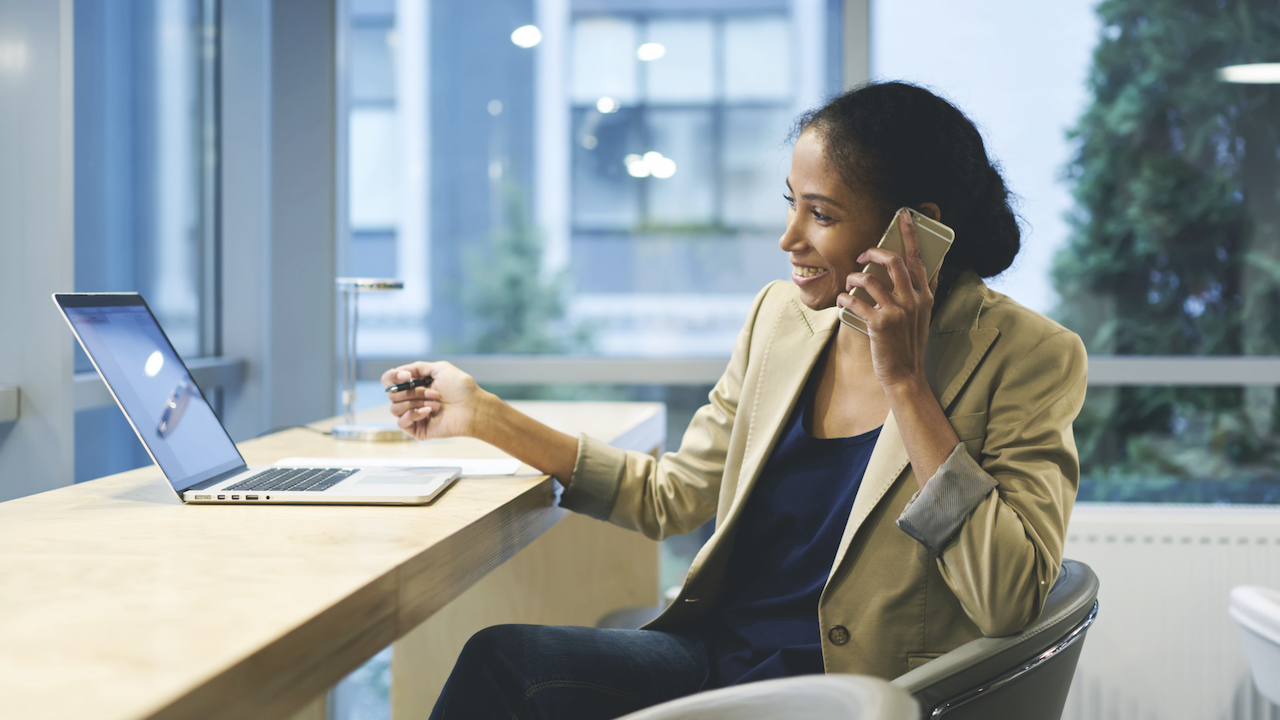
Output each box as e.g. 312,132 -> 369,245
811,209 -> 831,222
783,193 -> 795,207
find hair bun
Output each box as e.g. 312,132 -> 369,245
964,165 -> 1021,277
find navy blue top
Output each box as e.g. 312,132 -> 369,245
696,373 -> 881,688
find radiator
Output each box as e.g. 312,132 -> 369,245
1061,503 -> 1280,720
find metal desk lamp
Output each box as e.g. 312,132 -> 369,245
332,277 -> 413,441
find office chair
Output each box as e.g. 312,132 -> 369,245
615,674 -> 919,720
1230,584 -> 1280,705
598,560 -> 1098,720
891,558 -> 1099,720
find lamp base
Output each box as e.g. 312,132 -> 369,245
331,422 -> 414,442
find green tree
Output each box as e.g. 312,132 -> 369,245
459,183 -> 590,355
455,183 -> 605,402
1052,0 -> 1280,487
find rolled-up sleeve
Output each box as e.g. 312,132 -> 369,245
560,434 -> 628,519
896,444 -> 998,558
898,328 -> 1088,637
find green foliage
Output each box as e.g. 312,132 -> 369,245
1052,0 -> 1280,485
459,183 -> 591,355
455,183 -> 596,401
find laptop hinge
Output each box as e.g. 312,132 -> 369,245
184,466 -> 249,493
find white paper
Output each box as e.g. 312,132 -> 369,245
273,456 -> 522,476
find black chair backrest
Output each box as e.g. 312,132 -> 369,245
891,559 -> 1100,720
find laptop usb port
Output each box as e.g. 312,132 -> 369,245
217,495 -> 225,500
194,495 -> 211,500
231,495 -> 240,500
246,495 -> 259,501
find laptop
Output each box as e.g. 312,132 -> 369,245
54,293 -> 460,505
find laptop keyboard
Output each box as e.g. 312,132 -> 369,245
224,467 -> 357,492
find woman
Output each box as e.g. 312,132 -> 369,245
385,81 -> 1088,719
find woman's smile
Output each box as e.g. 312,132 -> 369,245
792,265 -> 829,283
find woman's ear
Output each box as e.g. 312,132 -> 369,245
917,202 -> 942,223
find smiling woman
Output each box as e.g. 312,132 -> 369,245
385,81 -> 1088,720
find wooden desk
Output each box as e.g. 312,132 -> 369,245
0,402 -> 663,720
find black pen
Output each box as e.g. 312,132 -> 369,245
385,376 -> 434,393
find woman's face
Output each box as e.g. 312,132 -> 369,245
780,129 -> 887,311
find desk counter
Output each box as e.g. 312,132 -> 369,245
0,402 -> 664,720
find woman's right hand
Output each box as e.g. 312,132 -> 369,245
382,361 -> 487,441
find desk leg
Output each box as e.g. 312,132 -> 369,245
391,511 -> 660,718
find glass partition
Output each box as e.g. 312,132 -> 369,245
342,0 -> 840,361
73,0 -> 219,483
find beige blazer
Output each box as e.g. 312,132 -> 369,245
562,271 -> 1088,680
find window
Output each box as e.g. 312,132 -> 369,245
567,11 -> 805,355
72,0 -> 219,483
343,0 -> 839,364
335,2 -> 839,713
347,7 -> 399,278
873,0 -> 1280,501
570,14 -> 790,231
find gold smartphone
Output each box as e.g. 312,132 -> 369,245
839,207 -> 955,335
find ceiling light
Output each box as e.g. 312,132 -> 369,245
650,157 -> 677,179
637,43 -> 666,61
1217,63 -> 1280,84
596,96 -> 620,113
624,151 -> 677,179
624,154 -> 650,178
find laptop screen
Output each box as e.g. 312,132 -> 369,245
56,294 -> 245,493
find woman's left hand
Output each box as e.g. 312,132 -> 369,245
837,208 -> 938,390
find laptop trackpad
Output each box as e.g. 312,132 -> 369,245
354,469 -> 457,485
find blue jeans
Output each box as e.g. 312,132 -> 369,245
429,624 -> 709,720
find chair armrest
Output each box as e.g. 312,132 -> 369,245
891,559 -> 1099,710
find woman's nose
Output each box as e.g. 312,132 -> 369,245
778,214 -> 805,252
